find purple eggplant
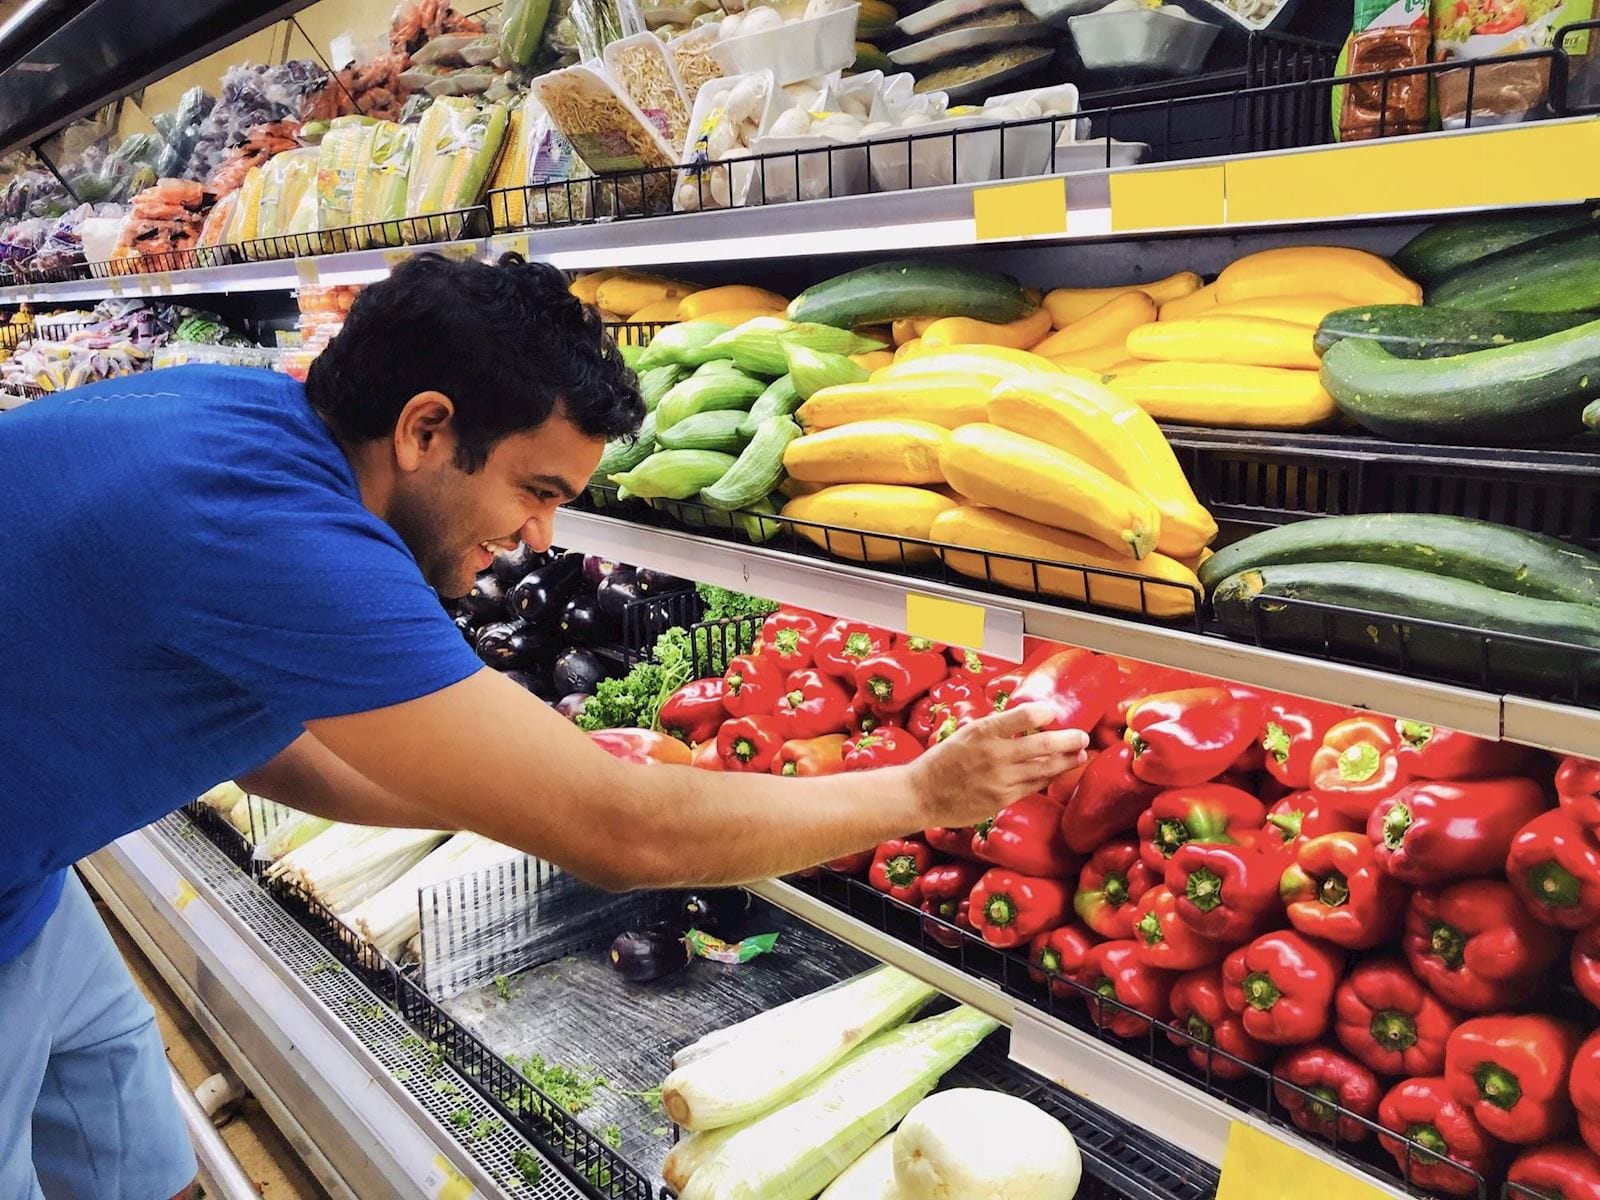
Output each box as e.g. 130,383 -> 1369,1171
491,542 -> 551,587
510,553 -> 584,625
474,620 -> 554,671
582,554 -> 629,588
553,648 -> 612,696
452,612 -> 477,642
595,571 -> 646,620
558,593 -> 617,646
459,572 -> 509,621
635,568 -> 692,596
555,692 -> 592,720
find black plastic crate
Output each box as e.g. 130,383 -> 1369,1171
620,588 -> 704,665
179,801 -> 255,873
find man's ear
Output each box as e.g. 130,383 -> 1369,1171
393,391 -> 455,472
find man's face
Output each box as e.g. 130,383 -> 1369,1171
386,404 -> 605,598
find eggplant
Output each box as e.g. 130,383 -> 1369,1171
609,925 -> 691,982
459,572 -> 509,621
636,568 -> 693,597
558,593 -> 618,646
509,553 -> 584,626
596,571 -> 647,620
553,648 -> 612,695
452,612 -> 477,642
474,620 -> 555,671
555,692 -> 592,720
582,554 -> 629,588
491,542 -> 551,587
680,889 -> 753,940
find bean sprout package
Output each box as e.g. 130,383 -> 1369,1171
534,64 -> 677,215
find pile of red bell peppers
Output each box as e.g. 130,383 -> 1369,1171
637,610 -> 1600,1196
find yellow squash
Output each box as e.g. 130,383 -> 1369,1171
931,507 -> 1200,618
1102,359 -> 1146,380
1215,246 -> 1422,307
939,423 -> 1161,559
921,307 -> 1054,352
797,380 -> 990,430
850,349 -> 896,371
1202,294 -> 1356,327
630,298 -> 686,322
1033,291 -> 1157,358
783,419 -> 951,485
1110,362 -> 1338,430
1048,343 -> 1130,374
595,308 -> 625,324
894,338 -> 926,361
987,374 -> 1218,558
679,285 -> 788,320
595,272 -> 701,318
782,485 -> 956,563
892,317 -> 936,345
1159,281 -> 1219,321
695,306 -> 787,327
1044,271 -> 1202,326
1125,316 -> 1321,370
877,346 -> 1063,382
779,476 -> 829,498
569,270 -> 618,306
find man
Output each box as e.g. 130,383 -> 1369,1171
0,253 -> 1087,1198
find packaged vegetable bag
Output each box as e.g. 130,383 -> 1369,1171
1432,0 -> 1595,128
1334,1 -> 1432,141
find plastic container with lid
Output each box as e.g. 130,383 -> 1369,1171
711,4 -> 860,86
676,69 -> 787,210
1067,3 -> 1222,74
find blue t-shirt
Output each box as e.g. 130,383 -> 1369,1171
0,366 -> 483,962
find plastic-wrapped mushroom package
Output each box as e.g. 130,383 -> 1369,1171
677,71 -> 773,211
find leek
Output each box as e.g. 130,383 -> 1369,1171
663,967 -> 938,1131
198,780 -> 245,814
258,811 -> 334,863
268,826 -> 447,913
818,1134 -> 898,1200
680,1006 -> 999,1200
892,1088 -> 1082,1200
345,834 -> 523,959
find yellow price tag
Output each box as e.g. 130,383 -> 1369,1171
383,248 -> 413,270
494,232 -> 531,258
439,241 -> 478,263
425,1154 -> 474,1200
1110,164 -> 1225,232
973,177 -> 1067,241
906,593 -> 986,650
295,258 -> 320,286
172,879 -> 198,913
107,275 -> 125,296
1217,1122 -> 1392,1200
148,272 -> 173,295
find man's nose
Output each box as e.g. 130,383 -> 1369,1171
521,515 -> 553,553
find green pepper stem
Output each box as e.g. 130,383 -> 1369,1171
1318,869 -> 1350,908
884,854 -> 921,888
985,893 -> 1018,928
1242,970 -> 1281,1011
1102,872 -> 1129,908
1369,1009 -> 1419,1052
1154,817 -> 1190,858
1338,742 -> 1381,783
1406,1123 -> 1447,1166
1473,1062 -> 1523,1112
1527,860 -> 1583,910
1185,867 -> 1224,913
1382,801 -> 1412,851
1429,921 -> 1466,970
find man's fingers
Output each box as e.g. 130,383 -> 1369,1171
980,702 -> 1058,738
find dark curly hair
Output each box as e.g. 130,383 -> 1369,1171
306,252 -> 643,471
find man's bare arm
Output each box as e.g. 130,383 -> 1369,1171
238,731 -> 451,830
307,667 -> 1085,890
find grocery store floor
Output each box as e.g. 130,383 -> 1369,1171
98,898 -> 330,1200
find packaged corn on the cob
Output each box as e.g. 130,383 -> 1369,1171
360,122 -> 415,247
317,116 -> 380,252
228,165 -> 268,247
404,97 -> 509,237
486,93 -> 536,229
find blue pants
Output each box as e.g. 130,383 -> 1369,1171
0,871 -> 195,1200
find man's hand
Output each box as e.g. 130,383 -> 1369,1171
907,702 -> 1090,829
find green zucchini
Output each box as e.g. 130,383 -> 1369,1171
1211,561 -> 1600,688
1320,317 -> 1600,444
655,409 -> 754,453
1314,305 -> 1596,359
1393,207 -> 1600,288
1197,514 -> 1600,606
610,449 -> 737,501
740,375 -> 801,438
593,411 -> 657,479
1430,227 -> 1600,313
1587,397 -> 1600,432
787,260 -> 1032,329
699,416 -> 801,511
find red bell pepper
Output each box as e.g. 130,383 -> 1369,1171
1168,967 -> 1269,1081
1009,648 -> 1122,733
1132,885 -> 1228,970
1280,831 -> 1404,950
853,636 -> 948,714
721,652 -> 785,718
841,725 -> 924,771
1506,810 -> 1600,929
754,608 -> 822,672
926,701 -> 986,747
1263,791 -> 1363,849
825,849 -> 873,874
1379,1076 -> 1500,1196
967,868 -> 1074,949
589,728 -> 694,765
1274,1045 -> 1381,1145
868,838 -> 936,905
919,861 -> 986,948
1575,1030 -> 1600,1158
771,734 -> 848,777
691,738 -> 723,771
1074,838 -> 1157,939
972,793 -> 1080,878
772,668 -> 852,741
1445,1015 -> 1583,1144
947,646 -> 1011,682
984,669 -> 1026,714
1222,930 -> 1345,1044
1060,742 -> 1162,855
1310,716 -> 1403,820
923,825 -> 981,861
1042,753 -> 1091,803
847,695 -> 880,735
1395,720 -> 1530,781
1080,940 -> 1173,1038
1557,755 -> 1600,835
1573,923 -> 1600,1010
1166,834 -> 1290,943
1125,687 -> 1262,787
1402,879 -> 1562,1013
1507,1144 -> 1600,1200
812,620 -> 889,679
1261,698 -> 1349,790
716,715 -> 784,772
1094,660 -> 1195,744
1136,783 -> 1266,872
1027,923 -> 1097,998
657,678 -> 728,745
1334,958 -> 1457,1077
908,676 -> 984,743
1370,776 -> 1550,885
